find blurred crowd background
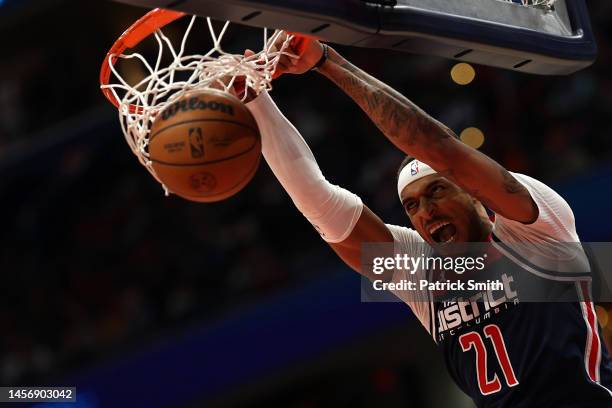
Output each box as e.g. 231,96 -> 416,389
1,1 -> 611,407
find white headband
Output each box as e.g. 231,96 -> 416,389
397,159 -> 437,199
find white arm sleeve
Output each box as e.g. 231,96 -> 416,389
246,91 -> 363,243
385,224 -> 435,336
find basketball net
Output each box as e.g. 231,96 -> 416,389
100,9 -> 295,194
102,3 -> 556,194
503,0 -> 556,8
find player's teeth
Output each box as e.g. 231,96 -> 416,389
429,221 -> 449,235
442,234 -> 455,244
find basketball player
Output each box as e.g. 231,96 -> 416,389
242,38 -> 612,406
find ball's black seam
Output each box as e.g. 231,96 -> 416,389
149,118 -> 259,142
150,141 -> 258,166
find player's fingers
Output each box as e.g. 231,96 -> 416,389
288,34 -> 314,57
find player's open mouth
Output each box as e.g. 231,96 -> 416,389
428,221 -> 457,244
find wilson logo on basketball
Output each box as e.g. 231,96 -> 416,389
189,128 -> 205,158
161,97 -> 235,120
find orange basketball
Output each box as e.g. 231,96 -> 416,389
148,89 -> 261,202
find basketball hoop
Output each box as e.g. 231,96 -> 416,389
99,8 -> 295,192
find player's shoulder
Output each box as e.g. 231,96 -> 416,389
494,172 -> 578,242
492,172 -> 588,275
514,172 -> 576,226
510,172 -> 572,212
385,224 -> 434,258
385,223 -> 424,244
511,172 -> 566,200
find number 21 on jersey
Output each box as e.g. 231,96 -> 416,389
459,324 -> 520,395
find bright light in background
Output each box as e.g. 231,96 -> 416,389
451,62 -> 476,85
596,306 -> 609,329
460,127 -> 485,149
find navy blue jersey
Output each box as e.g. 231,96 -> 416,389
431,236 -> 612,407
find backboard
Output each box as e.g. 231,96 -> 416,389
110,0 -> 596,75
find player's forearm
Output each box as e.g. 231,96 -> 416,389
315,48 -> 537,223
317,47 -> 456,166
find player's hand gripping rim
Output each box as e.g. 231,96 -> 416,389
271,32 -> 326,76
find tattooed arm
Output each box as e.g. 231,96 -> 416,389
276,39 -> 537,223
